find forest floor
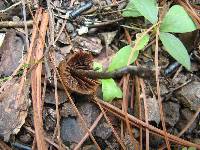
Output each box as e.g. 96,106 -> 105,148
0,0 -> 200,149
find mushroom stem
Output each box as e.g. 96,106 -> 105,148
71,66 -> 155,79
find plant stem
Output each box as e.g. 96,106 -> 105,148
71,66 -> 154,79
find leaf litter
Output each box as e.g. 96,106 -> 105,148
0,0 -> 200,149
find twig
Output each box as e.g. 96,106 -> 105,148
71,65 -> 154,79
91,98 -> 200,148
52,51 -> 63,149
155,26 -> 171,150
0,20 -> 33,28
160,107 -> 200,149
178,107 -> 200,136
93,97 -> 126,149
0,1 -> 22,13
31,11 -> 49,150
21,0 -> 29,48
53,19 -> 67,45
49,51 -> 101,150
123,75 -> 137,147
136,77 -> 143,150
16,9 -> 42,105
177,0 -> 200,27
88,18 -> 123,28
127,22 -> 160,65
123,29 -> 138,148
140,79 -> 150,150
24,126 -> 60,149
74,113 -> 104,150
21,0 -> 28,62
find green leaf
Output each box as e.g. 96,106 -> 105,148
182,148 -> 187,150
93,62 -> 122,102
108,45 -> 139,72
132,0 -> 158,24
93,62 -> 103,72
188,147 -> 196,150
160,5 -> 197,33
160,32 -> 191,70
102,79 -> 122,102
135,33 -> 150,50
122,0 -> 142,17
108,34 -> 149,72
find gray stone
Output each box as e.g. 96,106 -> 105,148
45,89 -> 68,105
60,103 -> 76,117
176,108 -> 197,133
82,145 -> 98,150
61,101 -> 100,145
141,97 -> 160,125
124,134 -> 139,150
61,117 -> 84,145
163,102 -> 180,127
176,81 -> 200,110
94,122 -> 112,140
77,102 -> 100,126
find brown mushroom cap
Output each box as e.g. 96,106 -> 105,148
58,51 -> 99,95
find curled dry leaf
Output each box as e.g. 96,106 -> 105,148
58,51 -> 99,95
0,78 -> 29,141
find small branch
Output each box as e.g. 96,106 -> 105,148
0,20 -> 33,28
88,18 -> 123,28
71,66 -> 154,79
0,1 -> 22,13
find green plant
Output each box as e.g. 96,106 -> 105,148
0,76 -> 10,85
17,63 -> 30,76
123,0 -> 196,70
95,0 -> 197,102
182,147 -> 197,150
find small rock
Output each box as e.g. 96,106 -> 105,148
172,73 -> 188,85
58,32 -> 69,45
176,108 -> 197,133
77,26 -> 88,35
73,36 -> 103,54
12,16 -> 20,22
160,83 -> 169,96
60,45 -> 72,56
124,134 -> 139,150
82,145 -> 98,150
94,122 -> 112,140
133,128 -> 139,139
45,89 -> 68,105
19,133 -> 32,144
142,97 -> 160,125
176,81 -> 200,110
99,31 -> 117,46
163,102 -> 180,127
55,52 -> 65,66
77,101 -> 100,125
61,101 -> 100,145
60,103 -> 76,117
105,137 -> 119,150
66,23 -> 74,33
43,107 -> 56,131
61,117 -> 84,146
149,134 -> 163,149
